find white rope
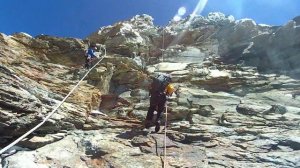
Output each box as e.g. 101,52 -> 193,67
161,28 -> 165,62
0,50 -> 106,155
163,103 -> 168,168
161,26 -> 168,168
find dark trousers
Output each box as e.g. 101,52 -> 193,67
146,93 -> 166,123
85,57 -> 91,69
85,57 -> 97,69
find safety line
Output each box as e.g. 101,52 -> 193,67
162,28 -> 165,62
161,26 -> 168,168
0,51 -> 106,155
163,103 -> 168,168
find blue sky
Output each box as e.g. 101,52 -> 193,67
0,0 -> 299,38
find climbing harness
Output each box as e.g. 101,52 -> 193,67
0,47 -> 106,155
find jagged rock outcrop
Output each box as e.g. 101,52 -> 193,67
8,33 -> 87,66
88,12 -> 300,77
242,18 -> 300,77
34,35 -> 86,66
88,14 -> 158,56
1,12 -> 300,168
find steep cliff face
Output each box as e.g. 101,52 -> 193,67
1,13 -> 300,168
0,33 -> 148,138
0,33 -> 102,137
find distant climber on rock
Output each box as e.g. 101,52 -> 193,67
84,44 -> 98,69
144,73 -> 175,132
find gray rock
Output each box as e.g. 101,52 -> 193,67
236,103 -> 270,116
1,12 -> 300,168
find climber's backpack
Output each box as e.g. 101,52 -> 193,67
150,73 -> 171,94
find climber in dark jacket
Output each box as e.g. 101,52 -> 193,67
144,74 -> 175,132
85,45 -> 97,69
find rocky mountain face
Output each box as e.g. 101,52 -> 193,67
0,13 -> 300,168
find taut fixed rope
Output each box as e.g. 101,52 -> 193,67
0,48 -> 106,155
163,103 -> 168,168
161,27 -> 168,168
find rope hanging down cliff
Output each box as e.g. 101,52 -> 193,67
161,28 -> 168,168
0,46 -> 106,155
163,103 -> 168,168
